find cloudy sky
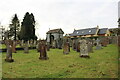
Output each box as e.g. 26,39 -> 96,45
0,0 -> 119,39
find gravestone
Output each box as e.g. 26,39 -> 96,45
20,40 -> 24,47
39,40 -> 48,60
46,42 -> 50,51
96,38 -> 102,50
51,40 -> 56,49
5,44 -> 14,62
24,41 -> 29,53
87,39 -> 93,53
72,40 -> 77,51
111,36 -> 118,44
100,37 -> 109,47
12,41 -> 16,53
36,41 -> 40,52
76,40 -> 80,52
33,40 -> 37,47
57,39 -> 63,49
80,39 -> 89,58
63,42 -> 70,54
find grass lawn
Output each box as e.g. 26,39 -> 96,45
2,44 -> 118,78
0,44 -> 21,49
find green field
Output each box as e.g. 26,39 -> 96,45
2,44 -> 118,78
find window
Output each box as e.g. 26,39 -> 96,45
89,30 -> 92,32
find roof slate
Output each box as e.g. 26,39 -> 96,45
70,28 -> 98,36
46,28 -> 64,34
98,28 -> 108,34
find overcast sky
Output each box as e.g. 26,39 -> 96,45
0,0 -> 119,39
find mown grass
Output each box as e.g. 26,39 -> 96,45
2,44 -> 118,78
0,44 -> 21,49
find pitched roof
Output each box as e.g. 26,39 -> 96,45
98,28 -> 108,34
46,28 -> 64,34
70,28 -> 98,36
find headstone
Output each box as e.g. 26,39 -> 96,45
33,40 -> 37,47
76,40 -> 80,52
39,40 -> 48,60
80,39 -> 89,58
111,36 -> 118,44
63,42 -> 70,54
87,39 -> 93,53
24,41 -> 29,53
57,39 -> 63,49
46,42 -> 50,51
5,44 -> 14,62
12,41 -> 16,53
100,37 -> 109,47
72,40 -> 77,51
96,38 -> 102,50
51,40 -> 56,49
20,40 -> 24,47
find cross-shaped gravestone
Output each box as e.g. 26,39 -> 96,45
5,44 -> 14,62
80,39 -> 90,58
39,40 -> 48,60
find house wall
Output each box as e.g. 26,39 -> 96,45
46,33 -> 63,42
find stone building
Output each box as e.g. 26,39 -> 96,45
46,28 -> 64,48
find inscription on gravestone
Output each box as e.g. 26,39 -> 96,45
80,39 -> 89,58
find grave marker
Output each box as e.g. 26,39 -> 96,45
63,42 -> 70,54
5,44 -> 14,62
39,40 -> 48,60
80,39 -> 89,58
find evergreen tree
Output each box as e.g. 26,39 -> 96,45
20,12 -> 37,41
9,14 -> 20,40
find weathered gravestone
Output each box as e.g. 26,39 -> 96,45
57,39 -> 63,49
96,38 -> 102,50
39,40 -> 49,60
24,41 -> 29,53
63,42 -> 70,54
5,44 -> 14,62
12,41 -> 16,53
80,39 -> 90,58
111,36 -> 118,44
100,37 -> 109,47
51,40 -> 56,49
87,39 -> 93,53
72,40 -> 77,51
36,40 -> 40,52
76,40 -> 80,52
46,42 -> 50,51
